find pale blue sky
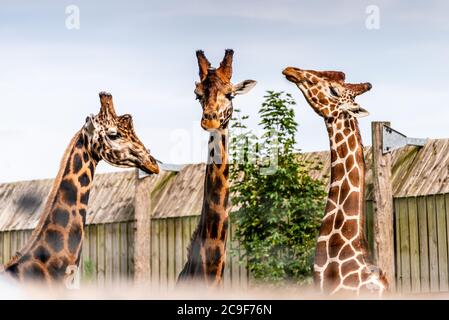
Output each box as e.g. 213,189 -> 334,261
1,0 -> 449,182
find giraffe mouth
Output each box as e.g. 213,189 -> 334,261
141,156 -> 160,175
286,75 -> 298,82
282,67 -> 303,84
201,119 -> 221,131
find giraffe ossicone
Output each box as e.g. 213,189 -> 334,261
177,49 -> 256,286
283,67 -> 388,296
1,92 -> 159,287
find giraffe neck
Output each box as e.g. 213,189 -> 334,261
325,116 -> 366,251
314,115 -> 384,294
178,128 -> 230,285
201,129 -> 230,233
3,130 -> 98,285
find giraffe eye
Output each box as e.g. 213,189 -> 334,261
107,132 -> 121,140
195,93 -> 202,100
225,93 -> 234,100
329,86 -> 340,97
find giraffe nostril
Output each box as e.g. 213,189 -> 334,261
203,112 -> 218,121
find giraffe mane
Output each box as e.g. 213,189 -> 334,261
3,130 -> 84,268
185,225 -> 201,259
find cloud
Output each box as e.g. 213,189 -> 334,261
0,0 -> 448,183
150,0 -> 367,26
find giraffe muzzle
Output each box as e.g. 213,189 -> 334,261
201,112 -> 221,130
282,67 -> 304,83
141,155 -> 160,175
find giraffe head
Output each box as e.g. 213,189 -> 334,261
194,49 -> 257,130
282,67 -> 371,120
83,92 -> 159,174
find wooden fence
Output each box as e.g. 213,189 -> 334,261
0,216 -> 249,289
394,194 -> 449,294
363,195 -> 449,294
2,194 -> 449,294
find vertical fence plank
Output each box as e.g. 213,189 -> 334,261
21,230 -> 27,251
182,216 -> 190,267
97,224 -> 105,288
151,219 -> 160,289
89,224 -> 98,284
10,231 -> 16,258
427,195 -> 440,292
445,194 -> 449,292
82,225 -> 91,283
407,197 -> 421,293
127,222 -> 135,279
119,223 -> 128,284
365,200 -> 375,258
14,232 -> 19,257
104,224 -> 113,286
111,223 -> 120,286
3,232 -> 11,263
371,122 -> 396,290
14,231 -> 20,254
417,196 -> 430,293
167,218 -> 176,289
0,233 -> 3,264
175,217 -> 183,279
18,231 -> 23,252
159,219 -> 168,291
25,230 -> 32,242
148,220 -> 152,285
19,230 -> 24,253
399,198 -> 411,293
134,172 -> 152,285
393,199 -> 401,291
18,231 -> 23,251
78,250 -> 84,284
21,230 -> 27,249
436,194 -> 448,291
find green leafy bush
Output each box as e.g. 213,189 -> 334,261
229,91 -> 326,285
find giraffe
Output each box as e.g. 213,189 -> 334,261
177,49 -> 256,286
1,92 -> 159,287
282,67 -> 387,295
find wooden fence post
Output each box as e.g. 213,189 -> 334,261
371,121 -> 395,291
133,170 -> 152,286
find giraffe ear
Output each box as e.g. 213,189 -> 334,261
233,80 -> 257,95
217,49 -> 234,81
84,115 -> 98,135
119,114 -> 134,129
196,50 -> 211,81
343,103 -> 370,118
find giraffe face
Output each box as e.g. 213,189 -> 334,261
282,67 -> 371,120
83,92 -> 159,174
195,49 -> 257,130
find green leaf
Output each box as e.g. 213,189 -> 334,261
229,91 -> 326,286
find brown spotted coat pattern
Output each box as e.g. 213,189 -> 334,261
1,92 -> 159,287
178,49 -> 256,286
283,67 -> 387,295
